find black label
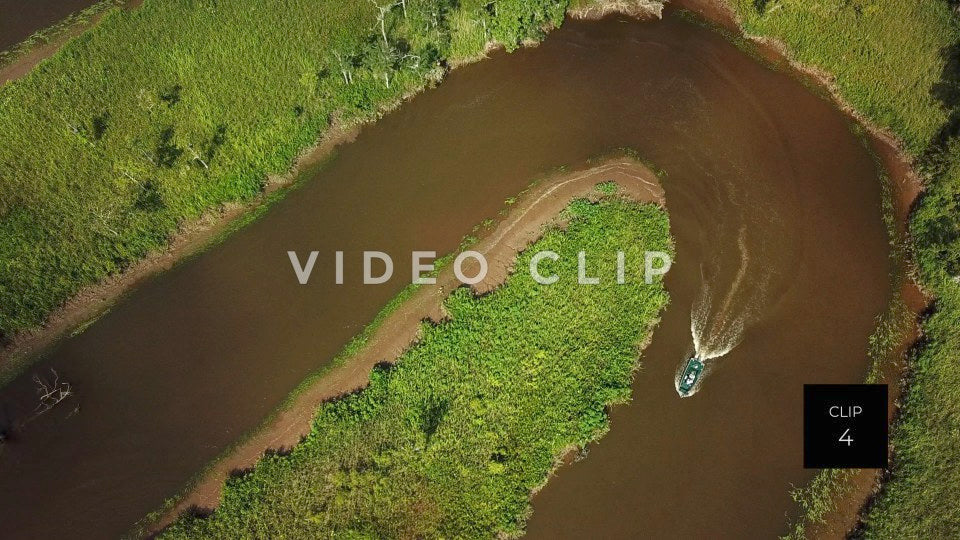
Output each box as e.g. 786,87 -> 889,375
803,384 -> 888,469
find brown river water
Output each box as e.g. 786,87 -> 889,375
0,11 -> 892,538
0,0 -> 98,51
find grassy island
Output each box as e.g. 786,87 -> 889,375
160,197 -> 672,538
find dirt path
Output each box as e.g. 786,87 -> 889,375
145,158 -> 665,535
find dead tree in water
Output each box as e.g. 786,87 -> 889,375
31,368 -> 72,419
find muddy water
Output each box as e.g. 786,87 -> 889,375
0,12 -> 891,538
0,0 -> 97,51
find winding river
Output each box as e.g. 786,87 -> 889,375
0,10 -> 893,538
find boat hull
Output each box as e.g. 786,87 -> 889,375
677,357 -> 705,397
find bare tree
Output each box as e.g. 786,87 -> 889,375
141,149 -> 158,167
6,369 -> 77,434
91,205 -> 119,238
369,0 -> 398,46
333,50 -> 354,84
186,144 -> 209,170
368,41 -> 399,88
403,53 -> 421,70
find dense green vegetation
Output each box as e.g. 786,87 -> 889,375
735,0 -> 954,154
160,197 -> 672,538
730,0 -> 960,536
0,0 -> 571,352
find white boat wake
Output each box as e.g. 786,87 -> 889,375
680,224 -> 770,396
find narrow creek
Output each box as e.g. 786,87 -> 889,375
0,11 -> 894,538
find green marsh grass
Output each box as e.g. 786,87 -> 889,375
159,197 -> 672,538
0,0 -> 570,353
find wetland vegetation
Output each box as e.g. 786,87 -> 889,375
161,197 -> 672,538
3,0 -> 960,536
0,0 -> 573,351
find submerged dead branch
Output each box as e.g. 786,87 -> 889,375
30,368 -> 73,420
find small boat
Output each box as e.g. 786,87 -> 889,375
677,357 -> 704,397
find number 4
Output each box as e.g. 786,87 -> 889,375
839,428 -> 854,446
